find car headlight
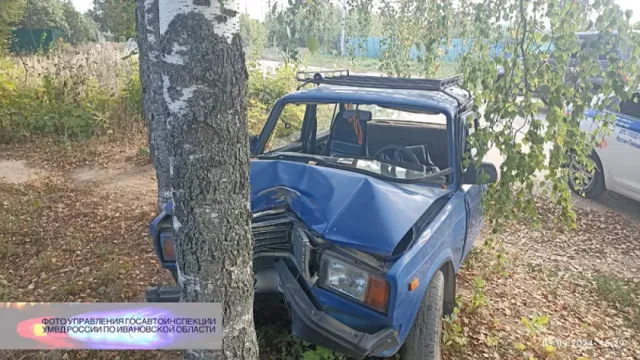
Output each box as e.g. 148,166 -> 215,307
159,227 -> 175,262
320,255 -> 389,313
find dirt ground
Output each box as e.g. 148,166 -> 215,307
0,141 -> 638,360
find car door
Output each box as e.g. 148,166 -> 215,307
600,94 -> 640,200
459,112 -> 484,261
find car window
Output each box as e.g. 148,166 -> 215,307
356,104 -> 447,125
619,94 -> 640,119
316,104 -> 336,134
264,103 -> 305,152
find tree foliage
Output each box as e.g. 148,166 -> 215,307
457,0 -> 640,226
345,0 -> 374,62
20,0 -> 69,33
379,0 -> 452,77
12,0 -> 97,46
62,1 -> 98,44
240,14 -> 267,59
267,0 -> 330,61
341,0 -> 640,227
267,0 -> 374,61
89,0 -> 136,40
0,0 -> 27,52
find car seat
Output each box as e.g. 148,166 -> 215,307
406,145 -> 440,172
327,110 -> 371,156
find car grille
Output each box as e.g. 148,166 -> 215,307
251,211 -> 312,280
252,216 -> 292,255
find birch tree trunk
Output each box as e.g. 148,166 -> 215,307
138,0 -> 258,358
135,0 -> 172,211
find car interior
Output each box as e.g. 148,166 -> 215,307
272,103 -> 449,173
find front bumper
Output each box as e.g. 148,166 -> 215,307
145,262 -> 399,359
276,260 -> 399,359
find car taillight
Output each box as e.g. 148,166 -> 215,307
160,229 -> 175,262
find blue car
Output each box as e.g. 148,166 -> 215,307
145,71 -> 497,360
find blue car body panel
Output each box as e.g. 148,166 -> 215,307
250,159 -> 451,256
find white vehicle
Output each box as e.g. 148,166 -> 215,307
568,92 -> 640,202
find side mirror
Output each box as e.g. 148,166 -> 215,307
463,162 -> 498,185
249,134 -> 259,153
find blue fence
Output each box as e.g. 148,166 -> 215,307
345,37 -> 507,62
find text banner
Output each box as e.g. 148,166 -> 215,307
0,302 -> 222,350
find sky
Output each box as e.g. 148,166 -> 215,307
71,0 -> 640,22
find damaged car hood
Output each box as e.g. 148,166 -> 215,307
250,160 -> 450,256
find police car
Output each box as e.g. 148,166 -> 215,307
568,92 -> 640,202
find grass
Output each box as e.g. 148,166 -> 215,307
592,273 -> 639,308
0,276 -> 15,301
36,250 -> 56,272
0,237 -> 16,261
591,272 -> 640,329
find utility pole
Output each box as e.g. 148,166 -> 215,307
340,0 -> 346,56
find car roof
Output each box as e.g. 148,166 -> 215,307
279,85 -> 464,120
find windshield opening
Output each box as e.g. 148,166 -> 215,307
256,100 -> 453,184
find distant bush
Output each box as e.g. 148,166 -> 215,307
0,43 -> 142,143
0,43 -> 300,145
246,61 -> 303,139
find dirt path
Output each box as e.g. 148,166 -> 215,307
0,160 -> 48,184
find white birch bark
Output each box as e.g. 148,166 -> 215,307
137,0 -> 257,358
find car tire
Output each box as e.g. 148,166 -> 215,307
568,151 -> 606,199
398,270 -> 445,360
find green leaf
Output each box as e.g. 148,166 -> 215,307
306,36 -> 319,54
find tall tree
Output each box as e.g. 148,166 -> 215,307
20,0 -> 69,33
0,0 -> 26,52
136,0 -> 171,211
90,0 -> 136,39
62,1 -> 98,44
136,0 -> 258,359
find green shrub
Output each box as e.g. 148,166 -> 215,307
247,61 -> 304,139
0,43 -> 143,143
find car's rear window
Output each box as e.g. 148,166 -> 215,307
355,104 -> 447,125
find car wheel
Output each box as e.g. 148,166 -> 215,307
568,151 -> 606,199
399,270 -> 444,360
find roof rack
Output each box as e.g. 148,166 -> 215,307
296,69 -> 350,82
295,70 -> 470,107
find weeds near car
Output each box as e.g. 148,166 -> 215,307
467,276 -> 488,314
442,296 -> 469,354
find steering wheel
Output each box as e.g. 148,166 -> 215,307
373,145 -> 422,165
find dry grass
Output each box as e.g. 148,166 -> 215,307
1,43 -> 143,143
12,43 -> 134,93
